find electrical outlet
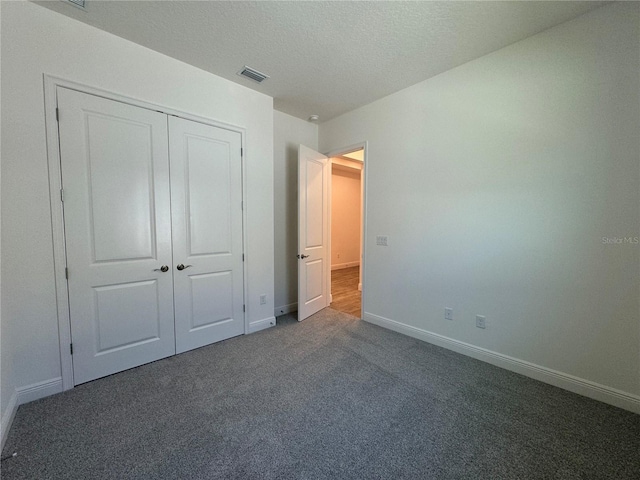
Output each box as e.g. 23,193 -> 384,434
445,308 -> 453,321
376,235 -> 389,246
476,315 -> 486,329
260,294 -> 267,305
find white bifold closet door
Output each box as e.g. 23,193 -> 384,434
58,88 -> 244,385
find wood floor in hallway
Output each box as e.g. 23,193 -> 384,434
330,266 -> 361,317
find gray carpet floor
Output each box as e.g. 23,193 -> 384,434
1,308 -> 639,479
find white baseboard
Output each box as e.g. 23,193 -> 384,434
274,302 -> 297,317
1,377 -> 63,451
331,261 -> 360,271
1,389 -> 18,451
364,312 -> 640,414
248,316 -> 276,334
16,377 -> 63,405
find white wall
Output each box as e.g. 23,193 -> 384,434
0,1 -> 7,446
273,111 -> 318,315
320,2 -> 640,409
1,0 -> 274,432
331,167 -> 361,268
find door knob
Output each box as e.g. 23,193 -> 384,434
176,264 -> 192,271
154,265 -> 169,273
297,254 -> 310,259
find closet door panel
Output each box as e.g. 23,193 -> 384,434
58,88 -> 175,385
169,117 -> 244,353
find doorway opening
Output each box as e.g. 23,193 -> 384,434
329,148 -> 364,318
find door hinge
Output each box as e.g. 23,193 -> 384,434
56,108 -> 59,122
240,147 -> 243,157
70,343 -> 73,355
243,304 -> 245,312
242,253 -> 245,261
65,267 -> 69,279
60,188 -> 64,202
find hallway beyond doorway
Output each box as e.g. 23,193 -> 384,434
330,267 -> 361,317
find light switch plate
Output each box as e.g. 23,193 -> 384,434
376,235 -> 389,246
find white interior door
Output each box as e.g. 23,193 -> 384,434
169,116 -> 245,353
58,88 -> 175,385
298,145 -> 330,321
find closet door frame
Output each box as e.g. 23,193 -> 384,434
44,75 -> 249,391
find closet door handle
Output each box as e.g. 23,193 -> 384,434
154,265 -> 169,273
176,264 -> 192,271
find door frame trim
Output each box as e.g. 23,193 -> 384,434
323,142 -> 368,320
43,74 -> 249,391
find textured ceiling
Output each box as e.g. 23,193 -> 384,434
35,1 -> 608,122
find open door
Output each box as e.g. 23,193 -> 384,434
298,145 -> 330,321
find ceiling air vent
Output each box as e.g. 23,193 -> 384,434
237,66 -> 269,84
65,0 -> 87,9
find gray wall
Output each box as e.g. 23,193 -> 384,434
320,3 -> 640,405
273,111 -> 318,314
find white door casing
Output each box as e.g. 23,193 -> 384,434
169,116 -> 245,353
298,145 -> 330,321
58,88 -> 176,384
